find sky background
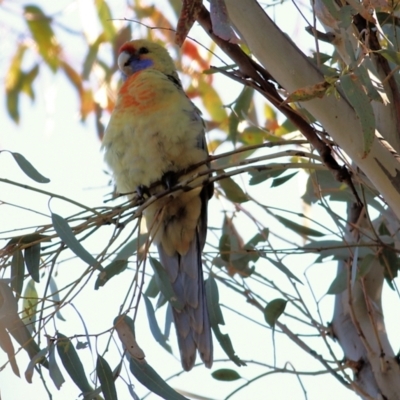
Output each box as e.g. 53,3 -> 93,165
0,1 -> 398,399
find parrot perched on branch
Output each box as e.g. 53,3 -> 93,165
102,39 -> 213,371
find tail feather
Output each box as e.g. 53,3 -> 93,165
157,234 -> 213,371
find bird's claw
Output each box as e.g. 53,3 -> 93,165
161,171 -> 178,190
136,184 -> 150,200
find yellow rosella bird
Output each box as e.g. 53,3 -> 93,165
102,39 -> 213,371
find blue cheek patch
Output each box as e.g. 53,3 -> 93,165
132,58 -> 154,73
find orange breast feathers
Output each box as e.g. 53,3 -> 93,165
102,69 -> 208,194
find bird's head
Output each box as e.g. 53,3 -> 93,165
118,39 -> 179,82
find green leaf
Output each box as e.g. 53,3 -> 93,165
114,234 -> 148,260
379,247 -> 398,286
56,333 -> 93,394
24,244 -> 40,283
326,268 -> 347,294
11,249 -> 24,298
22,279 -> 38,334
95,259 -> 128,289
7,233 -> 51,246
94,0 -> 116,41
49,277 -> 66,321
20,64 -> 39,100
211,324 -> 246,367
24,6 -> 60,72
5,44 -> 26,123
219,234 -> 231,263
376,49 -> 400,65
197,79 -> 227,123
149,258 -> 183,310
265,257 -> 302,284
144,275 -> 160,298
96,355 -> 118,400
129,357 -> 189,400
10,152 -> 50,183
264,299 -> 287,327
340,73 -> 375,157
219,176 -> 248,203
0,326 -> 20,377
356,254 -> 375,279
51,213 -> 99,268
82,34 -> 105,80
245,228 -> 269,247
275,215 -> 325,237
229,87 -> 254,143
212,368 -> 241,381
143,295 -> 172,353
205,275 -> 224,326
248,166 -> 284,185
271,172 -> 298,187
48,342 -> 65,389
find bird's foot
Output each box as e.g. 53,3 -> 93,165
136,184 -> 151,200
161,170 -> 178,190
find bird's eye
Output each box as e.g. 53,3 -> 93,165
138,47 -> 149,54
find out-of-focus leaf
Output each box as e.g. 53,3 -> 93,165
114,234 -> 148,261
143,295 -> 172,353
175,0 -> 203,46
376,49 -> 400,65
264,299 -> 287,327
114,315 -> 145,361
5,43 -> 27,123
219,176 -> 248,203
48,341 -> 65,389
379,247 -> 399,286
11,249 -> 24,298
97,355 -> 118,400
24,244 -> 40,283
205,275 -> 224,326
356,254 -> 375,279
229,87 -> 254,143
271,172 -> 298,187
340,73 -> 375,158
24,6 -> 60,72
197,78 -> 228,123
164,304 -> 173,339
219,234 -> 231,263
304,240 -> 372,262
129,357 -> 189,399
0,326 -> 20,377
20,64 -> 39,100
149,258 -> 183,310
61,61 -> 83,93
275,215 -> 325,237
240,126 -> 265,145
95,0 -> 116,41
80,88 -> 95,121
327,268 -> 347,294
212,368 -> 241,381
95,259 -> 128,289
248,165 -> 284,185
51,213 -> 100,268
83,34 -> 105,80
56,333 -> 93,393
245,228 -> 269,247
22,279 -> 38,334
10,152 -> 50,183
264,257 -> 302,284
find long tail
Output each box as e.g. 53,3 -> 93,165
158,233 -> 213,371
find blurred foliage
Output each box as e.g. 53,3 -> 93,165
1,1 -> 399,400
